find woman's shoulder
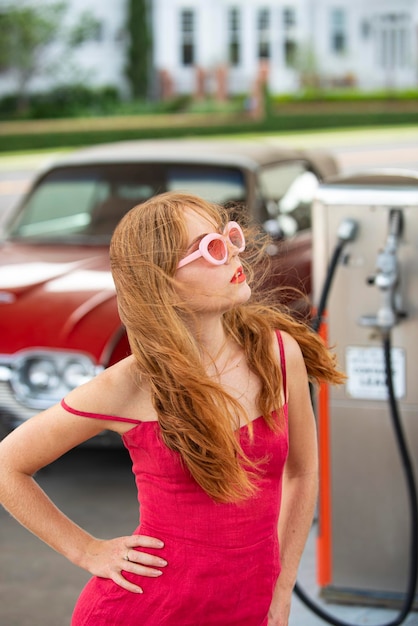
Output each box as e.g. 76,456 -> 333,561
63,354 -> 145,419
273,328 -> 303,361
274,329 -> 310,396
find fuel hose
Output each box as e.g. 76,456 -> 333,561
295,223 -> 418,625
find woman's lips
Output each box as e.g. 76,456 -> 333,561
231,266 -> 246,284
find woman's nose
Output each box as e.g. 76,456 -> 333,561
225,240 -> 240,263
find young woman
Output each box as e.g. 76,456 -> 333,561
0,192 -> 344,625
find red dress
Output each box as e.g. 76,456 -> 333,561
66,334 -> 289,626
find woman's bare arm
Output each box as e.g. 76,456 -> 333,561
0,374 -> 167,593
268,331 -> 319,626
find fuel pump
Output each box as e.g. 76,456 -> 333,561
359,208 -> 406,333
295,172 -> 418,625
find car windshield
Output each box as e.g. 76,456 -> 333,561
7,163 -> 246,243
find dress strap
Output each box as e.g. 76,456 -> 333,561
275,330 -> 287,399
60,398 -> 140,425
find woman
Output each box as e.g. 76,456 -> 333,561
0,192 -> 344,625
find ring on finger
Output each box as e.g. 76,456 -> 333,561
124,549 -> 130,562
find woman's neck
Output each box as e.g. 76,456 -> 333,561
192,317 -> 242,376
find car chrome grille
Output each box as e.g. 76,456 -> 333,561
0,380 -> 36,422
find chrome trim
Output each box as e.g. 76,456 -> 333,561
315,186 -> 418,207
0,350 -> 103,410
0,292 -> 16,304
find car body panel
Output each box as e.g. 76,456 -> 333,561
0,243 -> 118,358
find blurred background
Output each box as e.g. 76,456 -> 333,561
1,2 -> 418,626
0,0 -> 417,150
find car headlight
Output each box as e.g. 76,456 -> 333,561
24,358 -> 60,392
63,359 -> 97,389
10,350 -> 103,409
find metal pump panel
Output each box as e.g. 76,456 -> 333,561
312,170 -> 418,607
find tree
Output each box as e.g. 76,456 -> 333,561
125,0 -> 152,99
0,1 -> 101,110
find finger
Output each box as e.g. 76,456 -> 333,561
125,549 -> 167,571
122,559 -> 164,578
129,534 -> 165,549
112,572 -> 143,594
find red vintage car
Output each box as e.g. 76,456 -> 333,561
0,138 -> 338,442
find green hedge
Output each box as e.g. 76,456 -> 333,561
1,110 -> 418,152
272,89 -> 418,104
0,86 -> 122,120
0,89 -> 192,121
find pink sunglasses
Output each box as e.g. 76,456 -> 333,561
177,221 -> 245,269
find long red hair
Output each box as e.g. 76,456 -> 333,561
110,192 -> 344,502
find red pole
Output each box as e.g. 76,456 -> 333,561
316,316 -> 333,586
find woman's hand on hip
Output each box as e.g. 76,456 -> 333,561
82,534 -> 167,593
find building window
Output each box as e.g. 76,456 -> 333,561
283,7 -> 296,29
330,8 -> 347,54
228,7 -> 241,66
361,19 -> 371,40
284,40 -> 297,67
283,7 -> 297,67
115,27 -> 127,43
399,27 -> 409,67
180,9 -> 195,66
257,8 -> 270,59
378,14 -> 410,70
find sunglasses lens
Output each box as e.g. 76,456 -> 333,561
228,226 -> 244,249
207,238 -> 227,261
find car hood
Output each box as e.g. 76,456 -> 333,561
0,242 -> 121,357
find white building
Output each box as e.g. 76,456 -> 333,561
0,0 -> 417,98
152,0 -> 418,96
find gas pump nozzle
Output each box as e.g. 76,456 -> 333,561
336,217 -> 358,243
360,208 -> 406,333
312,217 -> 358,333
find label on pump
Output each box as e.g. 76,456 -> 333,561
345,346 -> 406,400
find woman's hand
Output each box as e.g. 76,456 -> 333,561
267,584 -> 292,626
82,534 -> 167,593
267,596 -> 291,626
